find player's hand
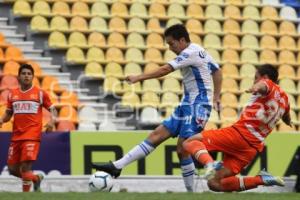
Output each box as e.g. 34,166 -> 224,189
44,120 -> 55,132
213,98 -> 222,120
0,118 -> 3,128
245,87 -> 257,94
125,75 -> 140,84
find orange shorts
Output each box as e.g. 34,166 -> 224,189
202,126 -> 257,175
7,141 -> 40,165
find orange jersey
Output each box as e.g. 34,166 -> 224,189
233,78 -> 290,151
7,86 -> 53,141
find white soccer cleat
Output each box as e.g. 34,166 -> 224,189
204,161 -> 223,180
259,170 -> 285,187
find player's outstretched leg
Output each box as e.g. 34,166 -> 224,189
259,170 -> 285,187
92,161 -> 122,178
33,173 -> 44,192
204,161 -> 223,180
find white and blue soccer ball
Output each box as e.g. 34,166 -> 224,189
88,171 -> 114,192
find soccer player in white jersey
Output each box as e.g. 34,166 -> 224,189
92,24 -> 223,192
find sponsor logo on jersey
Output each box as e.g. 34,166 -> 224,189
12,101 -> 39,114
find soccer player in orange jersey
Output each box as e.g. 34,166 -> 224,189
0,64 -> 57,192
183,64 -> 291,192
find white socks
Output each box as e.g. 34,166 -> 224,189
113,140 -> 155,169
181,157 -> 195,192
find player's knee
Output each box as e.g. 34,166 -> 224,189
8,166 -> 18,176
207,179 -> 222,192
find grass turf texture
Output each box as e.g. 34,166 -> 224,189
0,192 -> 300,200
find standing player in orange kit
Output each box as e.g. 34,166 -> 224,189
183,64 -> 291,192
0,64 -> 57,192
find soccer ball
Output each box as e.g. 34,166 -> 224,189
88,171 -> 114,192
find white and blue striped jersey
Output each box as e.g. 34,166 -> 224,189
168,43 -> 219,106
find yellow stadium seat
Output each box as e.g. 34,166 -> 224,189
279,50 -> 297,65
103,77 -> 123,94
279,78 -> 297,94
30,15 -> 49,31
260,20 -> 278,36
121,92 -> 141,108
189,33 -> 202,45
52,1 -> 71,16
124,62 -> 143,76
141,91 -> 160,107
105,47 -> 124,63
50,16 -> 69,32
147,18 -> 163,33
242,20 -> 259,35
242,5 -> 260,20
142,79 -> 161,93
129,2 -> 148,18
278,123 -> 297,132
70,16 -> 88,31
87,47 -> 105,63
279,21 -> 297,36
221,107 -> 238,122
32,1 -> 51,16
66,47 -> 85,63
204,34 -> 221,49
278,64 -> 296,79
88,32 -> 106,47
160,92 -> 180,108
188,0 -> 206,3
279,36 -> 296,51
207,0 -> 224,4
163,50 -> 177,63
13,0 -> 31,16
125,48 -> 144,63
221,92 -> 238,108
127,32 -> 145,48
223,34 -> 240,49
222,49 -> 240,64
239,93 -> 252,108
222,78 -> 239,93
144,48 -> 163,63
84,62 -> 104,78
128,17 -> 147,33
89,17 -> 108,33
241,34 -> 259,50
162,77 -> 182,93
222,63 -> 239,79
261,6 -> 279,20
225,0 -> 243,5
206,48 -> 221,63
223,19 -> 240,34
149,3 -> 167,18
166,18 -> 183,28
109,17 -> 127,33
110,2 -> 129,18
240,63 -> 256,78
240,49 -> 259,64
260,49 -> 277,65
71,2 -> 90,17
260,35 -> 277,50
107,32 -> 126,48
239,77 -> 253,92
224,5 -> 242,20
146,32 -> 165,49
68,32 -> 88,48
205,4 -> 223,20
144,62 -> 159,74
90,2 -> 110,17
244,0 -> 261,5
123,81 -> 142,93
204,19 -> 222,34
105,62 -> 123,79
167,3 -> 186,19
48,31 -> 68,48
186,4 -> 204,19
185,19 -> 203,34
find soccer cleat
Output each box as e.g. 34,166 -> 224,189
33,173 -> 44,192
204,161 -> 223,180
258,170 -> 285,187
91,161 -> 122,178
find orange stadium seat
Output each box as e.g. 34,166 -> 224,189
58,106 -> 78,123
0,75 -> 19,90
185,19 -> 203,34
52,1 -> 71,17
111,2 -> 129,18
147,18 -> 163,33
189,33 -> 202,45
144,48 -> 163,63
260,49 -> 277,65
41,76 -> 62,92
261,6 -> 279,20
0,89 -> 10,105
107,32 -> 126,48
88,32 -> 106,47
26,61 -> 43,77
70,16 -> 88,32
278,64 -> 296,79
146,33 -> 165,49
223,19 -> 241,34
222,78 -> 239,93
2,61 -> 20,76
279,50 -> 297,65
144,62 -> 160,74
279,36 -> 297,51
223,34 -> 240,49
105,47 -> 124,63
221,92 -> 238,108
260,20 -> 278,36
260,35 -> 277,50
149,3 -> 167,18
5,46 -> 26,62
224,5 -> 242,20
108,17 -> 127,33
72,1 -> 90,17
60,91 -> 79,107
32,77 -> 40,88
221,107 -> 238,122
186,4 -> 204,19
279,21 -> 297,36
221,63 -> 239,79
222,49 -> 240,64
56,120 -> 76,131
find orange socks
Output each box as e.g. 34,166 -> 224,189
21,171 -> 39,192
221,176 -> 264,192
184,140 -> 213,165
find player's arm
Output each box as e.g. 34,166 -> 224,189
282,111 -> 292,127
126,64 -> 173,84
44,106 -> 58,132
212,68 -> 222,112
246,81 -> 268,95
0,109 -> 13,127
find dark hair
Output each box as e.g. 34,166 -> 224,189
164,24 -> 190,42
18,64 -> 34,76
256,64 -> 278,83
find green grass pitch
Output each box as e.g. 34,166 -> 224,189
0,192 -> 300,200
